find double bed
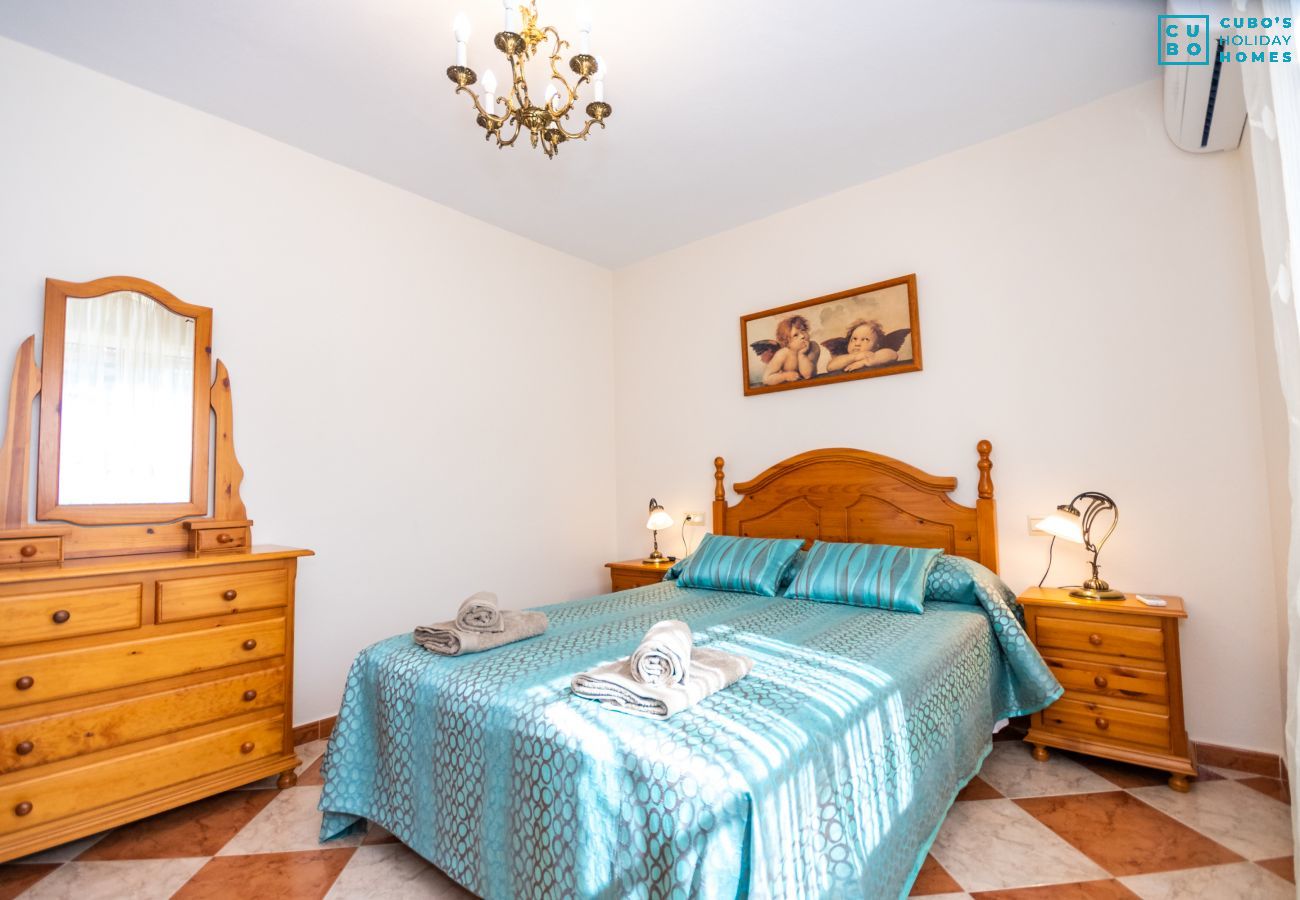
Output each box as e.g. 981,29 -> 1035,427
317,444 -> 1062,899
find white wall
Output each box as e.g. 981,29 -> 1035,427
612,80 -> 1284,753
0,36 -> 617,724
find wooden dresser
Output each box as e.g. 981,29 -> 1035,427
606,559 -> 675,592
1018,587 -> 1195,791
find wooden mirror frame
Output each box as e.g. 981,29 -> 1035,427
36,276 -> 213,525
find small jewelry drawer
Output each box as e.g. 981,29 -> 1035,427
0,538 -> 61,568
194,527 -> 250,553
1040,694 -> 1171,751
1035,614 -> 1165,663
156,568 -> 288,623
0,584 -> 142,647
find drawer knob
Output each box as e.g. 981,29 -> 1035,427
223,589 -> 238,602
1095,716 -> 1110,730
15,740 -> 33,756
15,676 -> 33,691
14,801 -> 32,816
19,544 -> 36,558
51,609 -> 70,624
1088,633 -> 1103,646
242,689 -> 257,702
217,533 -> 234,544
1093,675 -> 1109,689
242,639 -> 257,651
240,741 -> 255,754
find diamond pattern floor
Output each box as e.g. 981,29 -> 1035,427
0,736 -> 1292,898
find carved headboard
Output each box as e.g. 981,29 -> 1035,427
711,441 -> 998,573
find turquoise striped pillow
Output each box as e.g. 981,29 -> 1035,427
674,534 -> 804,597
783,540 -> 942,613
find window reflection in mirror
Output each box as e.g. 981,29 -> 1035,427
58,291 -> 196,505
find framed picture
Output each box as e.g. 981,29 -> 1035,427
740,274 -> 921,397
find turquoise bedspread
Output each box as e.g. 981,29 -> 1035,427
318,556 -> 1060,899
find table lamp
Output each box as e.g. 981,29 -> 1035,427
644,498 -> 673,564
1034,491 -> 1124,600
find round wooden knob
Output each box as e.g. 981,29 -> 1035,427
14,801 -> 32,817
217,533 -> 234,544
51,610 -> 70,624
242,639 -> 257,651
15,676 -> 33,691
1088,633 -> 1103,646
19,544 -> 36,558
223,590 -> 238,602
242,689 -> 257,702
1093,675 -> 1108,689
15,740 -> 33,756
240,741 -> 255,754
1095,717 -> 1110,730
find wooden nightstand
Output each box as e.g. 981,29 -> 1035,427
606,559 -> 676,592
1018,587 -> 1196,791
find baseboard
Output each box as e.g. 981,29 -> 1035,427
291,715 -> 337,747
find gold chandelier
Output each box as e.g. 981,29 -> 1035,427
446,1 -> 612,159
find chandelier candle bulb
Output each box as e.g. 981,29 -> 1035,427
482,69 -> 497,109
453,13 -> 471,67
593,57 -> 605,102
577,8 -> 592,53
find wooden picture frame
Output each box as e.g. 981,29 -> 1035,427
740,274 -> 921,397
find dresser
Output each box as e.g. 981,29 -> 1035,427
1018,587 -> 1195,791
605,559 -> 675,592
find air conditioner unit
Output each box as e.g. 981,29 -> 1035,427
1163,0 -> 1246,152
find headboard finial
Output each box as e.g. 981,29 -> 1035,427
713,457 -> 726,501
976,440 -> 994,500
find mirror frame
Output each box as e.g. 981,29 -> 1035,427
37,276 -> 213,525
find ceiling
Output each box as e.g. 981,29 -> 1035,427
0,0 -> 1161,267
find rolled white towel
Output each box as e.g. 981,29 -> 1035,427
630,620 -> 693,686
456,591 -> 504,634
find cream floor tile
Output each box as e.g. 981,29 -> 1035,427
975,741 -> 1115,799
16,857 -> 206,900
1120,861 -> 1294,899
325,843 -> 475,899
215,785 -> 362,856
1129,780 -> 1293,860
8,832 -> 107,864
929,798 -> 1107,892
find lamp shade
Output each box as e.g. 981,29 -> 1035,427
646,508 -> 673,530
1034,507 -> 1084,544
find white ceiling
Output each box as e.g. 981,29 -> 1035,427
0,0 -> 1161,267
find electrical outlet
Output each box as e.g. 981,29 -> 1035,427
683,511 -> 705,526
1028,516 -> 1047,536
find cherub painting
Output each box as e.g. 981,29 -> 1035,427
740,274 -> 921,396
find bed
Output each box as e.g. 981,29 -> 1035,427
317,444 -> 1063,899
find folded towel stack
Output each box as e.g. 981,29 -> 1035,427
571,620 -> 753,720
414,593 -> 547,656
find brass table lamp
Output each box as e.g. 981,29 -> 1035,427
1035,491 -> 1124,600
644,498 -> 674,564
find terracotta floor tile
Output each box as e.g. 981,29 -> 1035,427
1015,790 -> 1241,875
1240,777 -> 1291,805
175,849 -> 355,900
910,854 -> 962,895
955,776 -> 1002,801
297,754 -> 325,787
0,863 -> 60,899
1257,856 -> 1295,884
1074,756 -> 1170,789
970,879 -> 1139,899
78,790 -> 279,860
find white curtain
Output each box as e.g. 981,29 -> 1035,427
1239,0 -> 1300,855
59,292 -> 195,506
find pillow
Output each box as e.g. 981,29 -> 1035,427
783,540 -> 942,613
673,534 -> 804,597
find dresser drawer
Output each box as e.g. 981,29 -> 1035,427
0,619 -> 286,710
156,568 -> 288,623
0,666 -> 285,774
1035,614 -> 1165,662
0,538 -> 60,568
0,584 -> 141,647
1041,655 -> 1168,706
0,715 -> 283,836
1040,694 -> 1170,751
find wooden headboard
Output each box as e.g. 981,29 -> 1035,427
711,441 -> 998,573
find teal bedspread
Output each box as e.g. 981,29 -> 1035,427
318,556 -> 1061,899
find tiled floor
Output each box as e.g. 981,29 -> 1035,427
0,737 -> 1292,899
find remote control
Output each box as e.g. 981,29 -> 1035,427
1135,594 -> 1167,607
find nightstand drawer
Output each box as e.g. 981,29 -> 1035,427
1040,695 -> 1170,751
1041,655 -> 1168,705
1036,614 -> 1165,662
611,572 -> 665,591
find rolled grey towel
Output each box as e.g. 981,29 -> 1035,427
571,647 -> 753,720
630,620 -> 693,686
414,610 -> 548,656
456,591 -> 504,633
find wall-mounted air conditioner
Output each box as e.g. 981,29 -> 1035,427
1163,0 -> 1247,152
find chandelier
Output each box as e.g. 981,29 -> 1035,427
446,1 -> 612,159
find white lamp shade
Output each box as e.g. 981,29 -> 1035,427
1034,508 -> 1084,544
646,509 -> 673,530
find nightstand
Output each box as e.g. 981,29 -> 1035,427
606,559 -> 676,592
1018,587 -> 1196,791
